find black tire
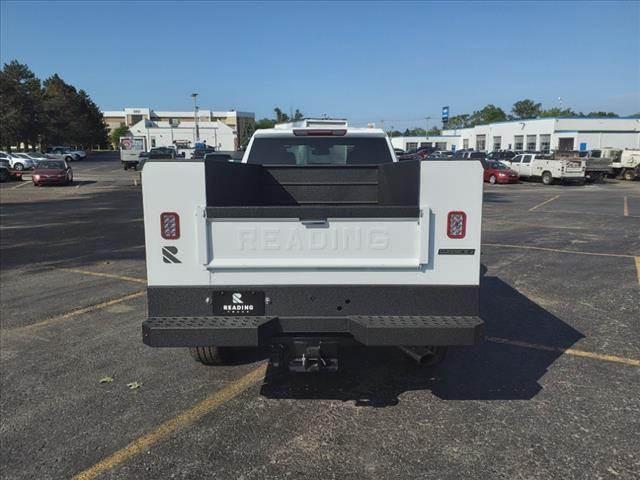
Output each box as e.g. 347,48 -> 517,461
541,171 -> 553,185
623,169 -> 636,181
489,175 -> 497,184
65,156 -> 73,162
14,162 -> 24,171
189,346 -> 233,365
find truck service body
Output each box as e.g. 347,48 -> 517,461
141,120 -> 484,370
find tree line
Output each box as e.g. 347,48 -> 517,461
0,60 -> 108,151
445,99 -> 624,129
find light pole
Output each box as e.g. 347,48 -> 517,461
191,92 -> 200,143
424,117 -> 432,138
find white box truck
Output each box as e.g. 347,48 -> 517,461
141,121 -> 484,371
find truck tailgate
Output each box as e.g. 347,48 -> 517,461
199,215 -> 428,269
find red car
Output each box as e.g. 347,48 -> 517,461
0,159 -> 23,182
482,160 -> 519,184
32,160 -> 73,186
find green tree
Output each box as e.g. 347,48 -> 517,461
0,60 -> 43,150
255,118 -> 276,130
512,99 -> 542,119
293,109 -> 304,121
539,107 -> 576,118
586,111 -> 619,118
469,104 -> 507,125
447,114 -> 471,129
427,127 -> 441,135
274,107 -> 289,123
403,127 -> 427,136
110,125 -> 130,148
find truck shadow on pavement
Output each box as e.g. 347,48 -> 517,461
259,275 -> 584,406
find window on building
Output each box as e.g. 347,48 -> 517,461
420,142 -> 432,148
463,139 -> 469,149
406,142 -> 418,150
514,135 -> 524,151
526,135 -> 537,151
476,135 -> 486,151
540,135 -> 551,152
435,142 -> 447,150
151,138 -> 156,148
493,136 -> 501,151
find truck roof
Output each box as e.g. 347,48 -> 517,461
251,127 -> 388,138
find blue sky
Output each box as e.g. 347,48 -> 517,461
1,1 -> 639,129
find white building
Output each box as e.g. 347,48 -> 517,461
103,107 -> 255,148
392,118 -> 640,153
390,135 -> 460,152
128,119 -> 236,151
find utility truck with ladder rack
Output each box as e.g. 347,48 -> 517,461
141,119 -> 484,371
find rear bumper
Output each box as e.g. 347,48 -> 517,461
142,315 -> 483,347
143,285 -> 483,347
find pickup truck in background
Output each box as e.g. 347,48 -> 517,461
140,120 -> 484,372
508,153 -> 585,185
608,149 -> 640,181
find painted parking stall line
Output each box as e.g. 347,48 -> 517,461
72,363 -> 268,480
528,195 -> 560,212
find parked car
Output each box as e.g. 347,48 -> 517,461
414,146 -> 436,159
32,160 -> 73,186
12,153 -> 41,169
46,147 -> 80,162
451,150 -> 485,160
56,145 -> 86,160
507,153 -> 585,185
192,146 -> 218,160
481,160 -> 519,184
485,151 -> 516,163
427,150 -> 453,159
0,151 -> 36,171
148,147 -> 176,160
0,159 -> 23,182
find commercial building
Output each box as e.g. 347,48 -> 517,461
390,135 -> 459,152
391,118 -> 640,153
103,107 -> 255,148
128,119 -> 236,151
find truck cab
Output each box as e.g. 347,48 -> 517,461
141,120 -> 484,371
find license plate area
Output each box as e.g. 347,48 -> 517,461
212,290 -> 265,315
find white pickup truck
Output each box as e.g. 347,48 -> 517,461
141,121 -> 484,371
508,153 -> 585,185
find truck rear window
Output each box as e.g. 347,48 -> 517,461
246,137 -> 393,165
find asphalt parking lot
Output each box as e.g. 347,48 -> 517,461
1,153 -> 639,479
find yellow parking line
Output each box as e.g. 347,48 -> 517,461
482,243 -> 634,259
5,290 -> 145,335
487,337 -> 640,367
529,195 -> 560,212
623,196 -> 629,217
72,363 -> 268,480
58,267 -> 146,284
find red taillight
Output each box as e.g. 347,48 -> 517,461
293,129 -> 347,136
160,212 -> 180,239
447,211 -> 466,239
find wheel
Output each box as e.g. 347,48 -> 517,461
65,156 -> 73,162
189,346 -> 234,365
541,171 -> 553,185
623,169 -> 636,181
489,175 -> 497,184
13,163 -> 24,171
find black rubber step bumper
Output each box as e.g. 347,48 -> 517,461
142,315 -> 484,347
